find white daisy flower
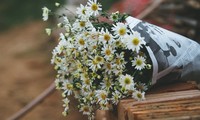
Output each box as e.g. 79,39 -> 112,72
103,62 -> 113,75
114,53 -> 126,69
99,102 -> 110,110
42,6 -> 50,21
112,53 -> 127,76
62,81 -> 73,96
119,74 -> 135,90
125,31 -> 146,53
132,90 -> 145,101
76,4 -> 90,19
101,45 -> 115,60
96,90 -> 108,104
111,90 -> 122,105
79,104 -> 92,115
112,22 -> 128,40
99,29 -> 114,44
80,72 -> 89,80
87,32 -> 100,54
114,39 -> 125,48
75,35 -> 87,50
137,82 -> 148,91
81,86 -> 90,96
72,19 -> 93,32
87,0 -> 102,16
88,55 -> 104,71
73,20 -> 86,31
83,91 -> 96,104
88,44 -> 98,54
100,75 -> 114,89
132,56 -> 146,70
87,28 -> 99,44
94,55 -> 104,64
82,78 -> 92,89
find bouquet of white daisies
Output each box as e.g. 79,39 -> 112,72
42,0 -> 153,119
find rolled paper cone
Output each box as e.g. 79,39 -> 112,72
126,16 -> 200,85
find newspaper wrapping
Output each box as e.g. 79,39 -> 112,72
126,16 -> 200,85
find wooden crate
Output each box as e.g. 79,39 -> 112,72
117,82 -> 200,120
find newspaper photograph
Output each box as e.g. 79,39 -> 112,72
126,16 -> 200,85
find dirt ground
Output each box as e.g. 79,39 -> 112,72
0,21 -> 91,120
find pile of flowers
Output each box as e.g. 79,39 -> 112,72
43,0 -> 152,119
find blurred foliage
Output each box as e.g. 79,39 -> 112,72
100,0 -> 120,10
0,0 -> 65,32
0,0 -> 118,32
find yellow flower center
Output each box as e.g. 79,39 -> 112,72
93,45 -> 97,49
95,56 -> 103,63
79,21 -> 86,27
136,59 -> 142,66
137,93 -> 142,99
104,34 -> 111,41
115,41 -> 121,46
100,93 -> 107,100
132,38 -> 140,46
106,63 -> 111,69
79,39 -> 85,45
84,79 -> 90,85
105,49 -> 111,56
82,9 -> 86,14
119,28 -> 126,36
89,92 -> 94,97
91,4 -> 98,11
66,83 -> 73,90
92,60 -> 98,65
124,78 -> 131,85
83,106 -> 90,112
116,58 -> 121,65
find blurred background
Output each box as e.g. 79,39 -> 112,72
0,0 -> 199,120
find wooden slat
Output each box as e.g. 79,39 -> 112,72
118,82 -> 200,120
131,110 -> 200,120
147,82 -> 197,94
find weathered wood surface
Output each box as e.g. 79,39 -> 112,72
118,82 -> 200,120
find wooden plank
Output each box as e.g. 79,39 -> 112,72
129,99 -> 200,112
131,110 -> 200,120
118,82 -> 200,120
147,82 -> 197,94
